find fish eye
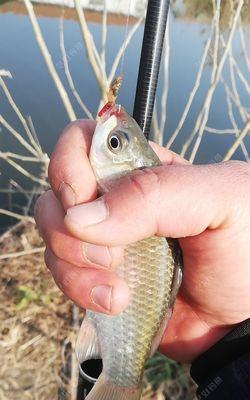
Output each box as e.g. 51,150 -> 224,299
109,135 -> 121,150
107,131 -> 128,153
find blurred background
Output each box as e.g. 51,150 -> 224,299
0,0 -> 249,399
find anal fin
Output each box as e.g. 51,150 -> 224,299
75,316 -> 101,364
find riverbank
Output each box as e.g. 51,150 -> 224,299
31,0 -> 146,18
0,0 -> 138,23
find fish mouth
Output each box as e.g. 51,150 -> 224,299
79,359 -> 103,383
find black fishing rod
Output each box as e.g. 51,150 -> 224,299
133,0 -> 171,139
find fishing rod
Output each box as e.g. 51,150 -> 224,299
133,0 -> 171,140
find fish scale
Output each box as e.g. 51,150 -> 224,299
85,235 -> 176,388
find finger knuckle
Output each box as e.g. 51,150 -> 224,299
61,269 -> 80,290
128,167 -> 162,205
47,232 -> 82,267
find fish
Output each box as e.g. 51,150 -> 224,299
76,103 -> 183,400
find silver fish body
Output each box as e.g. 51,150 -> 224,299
76,105 -> 182,400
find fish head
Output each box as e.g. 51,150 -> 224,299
90,104 -> 160,191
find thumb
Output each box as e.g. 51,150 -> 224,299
64,161 -> 245,246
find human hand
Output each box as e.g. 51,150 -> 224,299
35,120 -> 250,362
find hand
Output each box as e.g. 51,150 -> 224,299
35,120 -> 250,362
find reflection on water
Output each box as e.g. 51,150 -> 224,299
0,1 -> 250,229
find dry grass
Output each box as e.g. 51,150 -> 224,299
0,222 -> 80,400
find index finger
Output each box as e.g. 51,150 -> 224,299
48,119 -> 97,210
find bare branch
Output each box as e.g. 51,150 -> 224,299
0,76 -> 43,156
0,115 -> 38,157
228,44 -> 249,123
108,17 -> 143,85
187,0 -> 221,163
166,14 -> 215,149
23,0 -> 76,122
0,209 -> 34,223
228,57 -> 249,161
151,101 -> 161,145
74,0 -> 108,96
182,0 -> 244,161
223,120 -> 250,161
189,0 -> 221,162
0,247 -> 45,260
0,70 -> 12,78
0,152 -> 43,162
238,20 -> 250,73
0,153 -> 47,186
220,76 -> 249,161
27,115 -> 44,154
205,126 -> 239,135
221,75 -> 249,117
9,179 -> 30,200
59,17 -> 93,119
222,26 -> 249,161
223,80 -> 239,131
220,34 -> 250,95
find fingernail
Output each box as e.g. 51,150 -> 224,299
67,199 -> 108,227
91,285 -> 112,312
58,182 -> 76,210
83,243 -> 112,268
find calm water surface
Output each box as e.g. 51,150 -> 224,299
0,2 -> 250,228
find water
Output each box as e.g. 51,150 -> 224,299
0,1 -> 250,230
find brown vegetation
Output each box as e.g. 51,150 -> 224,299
0,222 -> 79,399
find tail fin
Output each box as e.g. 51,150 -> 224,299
85,373 -> 142,400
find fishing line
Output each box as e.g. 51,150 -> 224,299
119,0 -> 133,80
